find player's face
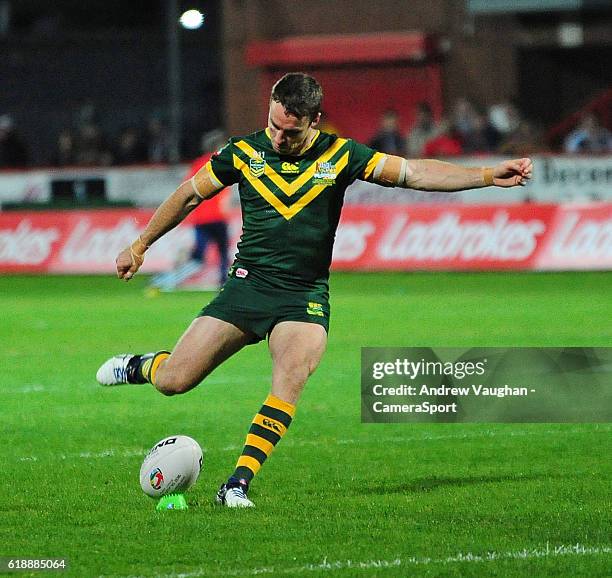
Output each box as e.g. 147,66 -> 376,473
268,100 -> 319,155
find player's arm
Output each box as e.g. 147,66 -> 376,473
116,165 -> 223,281
370,155 -> 533,191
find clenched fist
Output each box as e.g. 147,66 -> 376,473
116,237 -> 148,281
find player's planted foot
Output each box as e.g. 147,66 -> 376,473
216,477 -> 254,508
96,354 -> 142,385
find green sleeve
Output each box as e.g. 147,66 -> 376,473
208,139 -> 240,186
345,140 -> 385,184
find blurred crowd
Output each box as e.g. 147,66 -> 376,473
0,102 -> 177,170
51,118 -> 172,168
1,98 -> 611,170
368,99 -> 611,158
51,102 -> 175,168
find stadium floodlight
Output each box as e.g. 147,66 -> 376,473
179,9 -> 204,30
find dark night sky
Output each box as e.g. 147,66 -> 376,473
8,1 -> 219,36
1,1 -> 223,164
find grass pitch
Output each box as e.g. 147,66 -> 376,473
1,272 -> 610,577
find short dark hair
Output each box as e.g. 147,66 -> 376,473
270,73 -> 323,122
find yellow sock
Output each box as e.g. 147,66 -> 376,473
139,351 -> 170,384
233,393 -> 296,484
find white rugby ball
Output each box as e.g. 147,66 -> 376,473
139,435 -> 203,498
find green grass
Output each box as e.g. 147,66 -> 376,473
1,272 -> 610,577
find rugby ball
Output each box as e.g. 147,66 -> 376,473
139,435 -> 203,498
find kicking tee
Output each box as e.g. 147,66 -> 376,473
206,129 -> 384,291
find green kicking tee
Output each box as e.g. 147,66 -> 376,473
206,129 -> 384,291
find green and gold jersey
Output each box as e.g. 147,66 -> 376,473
207,129 -> 384,291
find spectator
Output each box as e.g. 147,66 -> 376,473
462,111 -> 500,154
73,122 -> 112,166
0,115 -> 29,168
368,109 -> 404,156
405,102 -> 437,157
423,119 -> 463,157
147,118 -> 171,163
564,113 -> 612,153
488,102 -> 521,137
114,126 -> 147,165
499,120 -> 546,156
74,100 -> 98,126
451,97 -> 478,143
52,129 -> 76,166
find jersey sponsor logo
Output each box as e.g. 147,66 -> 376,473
249,154 -> 266,178
307,301 -> 325,317
280,161 -> 300,174
235,267 -> 248,278
262,418 -> 282,433
313,161 -> 337,184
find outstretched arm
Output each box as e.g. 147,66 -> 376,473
370,155 -> 533,192
116,165 -> 223,281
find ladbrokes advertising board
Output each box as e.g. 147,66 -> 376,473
0,204 -> 610,273
331,204 -> 612,270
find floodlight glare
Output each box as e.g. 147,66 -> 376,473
179,9 -> 204,30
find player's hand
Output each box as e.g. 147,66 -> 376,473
116,237 -> 147,281
493,158 -> 533,187
116,247 -> 143,281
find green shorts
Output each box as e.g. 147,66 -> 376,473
198,272 -> 330,342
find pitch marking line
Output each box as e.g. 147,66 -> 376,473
5,384 -> 47,394
15,425 -> 610,462
106,543 -> 610,577
17,448 -> 148,462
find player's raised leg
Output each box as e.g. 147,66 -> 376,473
96,316 -> 254,395
217,321 -> 327,507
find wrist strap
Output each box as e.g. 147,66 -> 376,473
482,167 -> 495,186
130,236 -> 149,261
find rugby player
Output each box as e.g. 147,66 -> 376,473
97,73 -> 532,507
